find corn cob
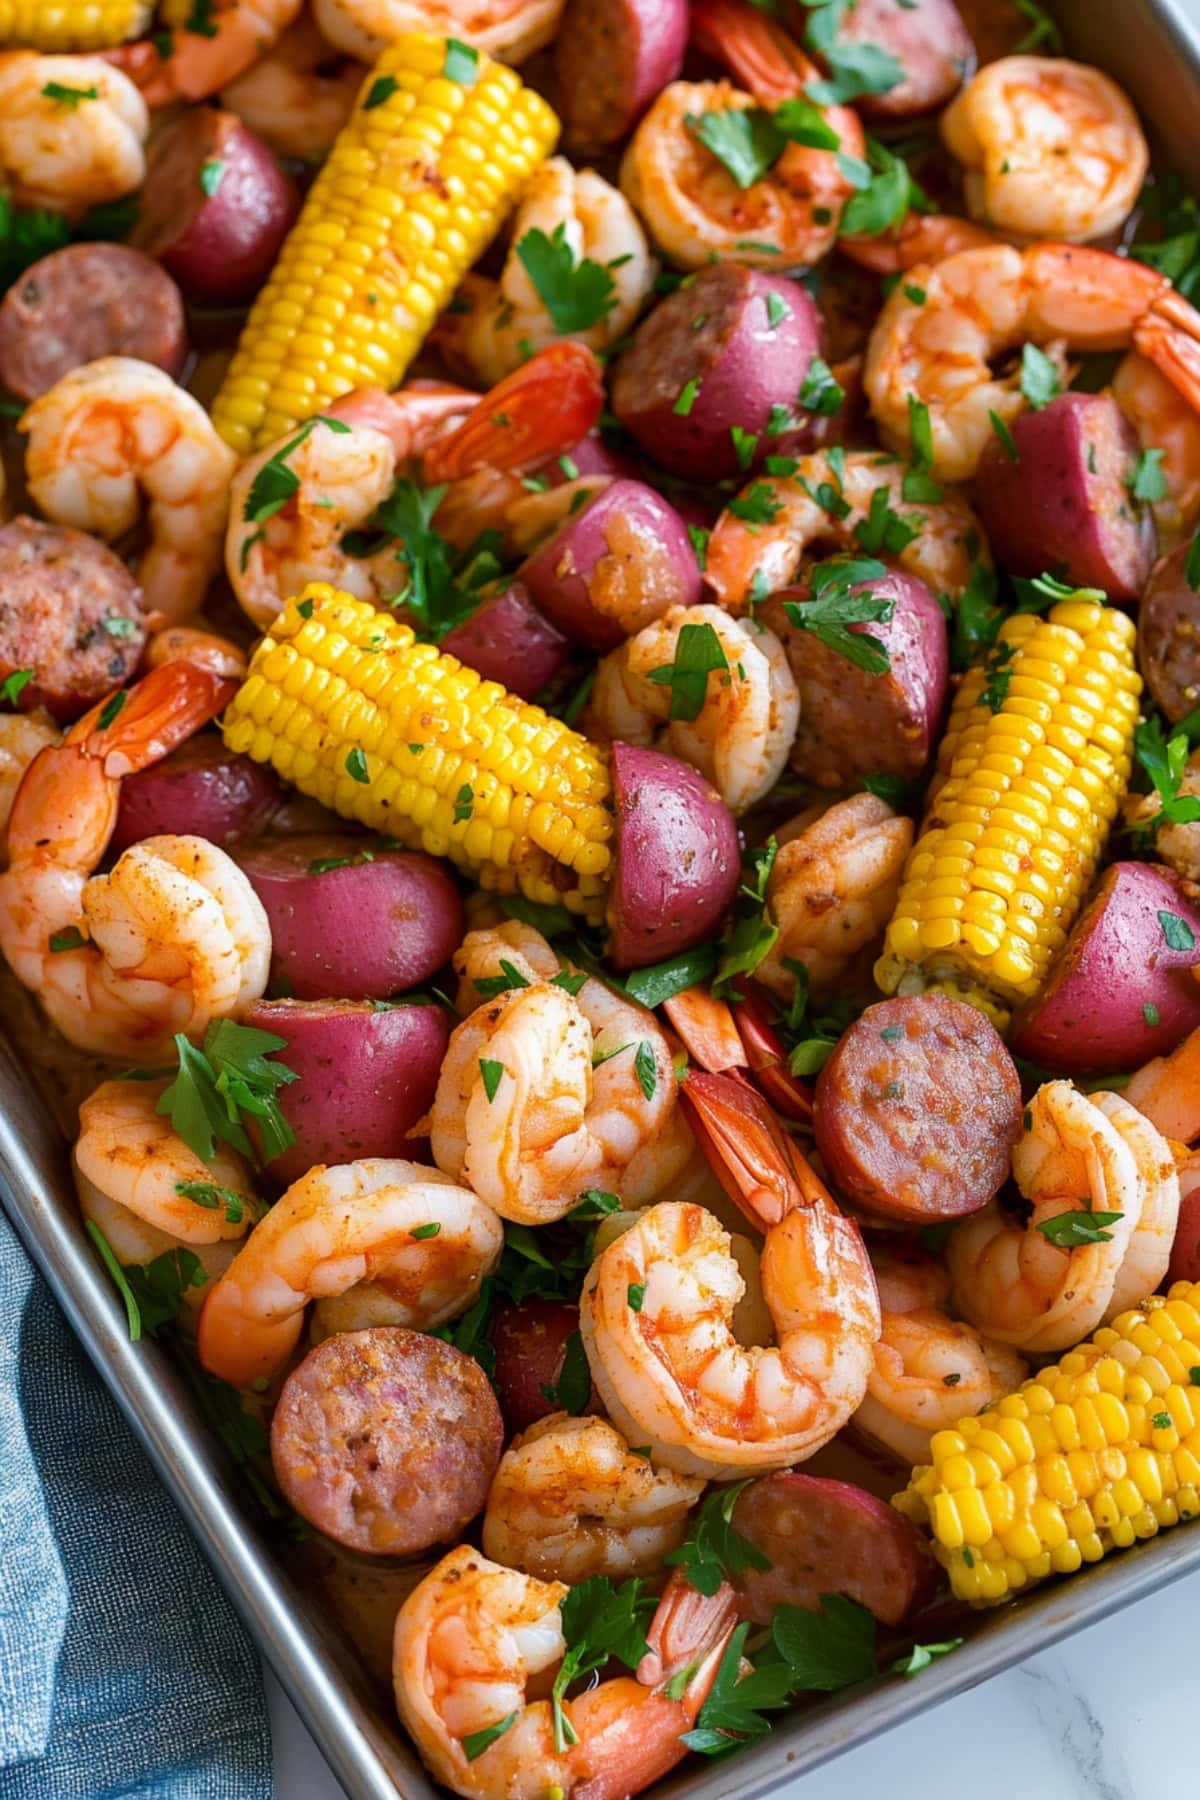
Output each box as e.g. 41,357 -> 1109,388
223,584 -> 613,919
0,0 -> 151,46
211,34 -> 559,455
875,598 -> 1140,1027
895,1281 -> 1200,1605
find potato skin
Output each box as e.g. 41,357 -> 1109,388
730,1471 -> 937,1626
1010,863 -> 1200,1073
112,733 -> 280,855
132,109 -> 298,303
611,265 -> 826,481
607,742 -> 741,969
237,834 -> 463,1001
489,1299 -> 595,1434
519,479 -> 700,652
555,0 -> 688,152
242,997 -> 450,1182
973,392 -> 1155,602
1169,1185 -> 1200,1285
441,582 -> 572,702
766,570 -> 949,787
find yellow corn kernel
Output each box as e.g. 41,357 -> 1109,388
0,0 -> 149,46
895,1282 -> 1200,1605
223,584 -> 612,921
212,34 -> 558,452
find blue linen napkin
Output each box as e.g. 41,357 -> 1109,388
0,1206 -> 274,1800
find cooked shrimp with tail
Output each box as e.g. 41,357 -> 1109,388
392,1548 -> 737,1800
0,662 -> 269,1061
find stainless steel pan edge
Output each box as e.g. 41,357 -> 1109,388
5,4 -> 1200,1793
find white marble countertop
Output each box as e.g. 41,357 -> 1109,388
272,1562 -> 1200,1798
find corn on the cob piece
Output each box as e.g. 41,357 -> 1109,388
0,0 -> 151,46
223,583 -> 613,919
211,34 -> 559,455
895,1281 -> 1200,1605
875,598 -> 1140,1027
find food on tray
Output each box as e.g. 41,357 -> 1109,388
1,2 -> 1200,1790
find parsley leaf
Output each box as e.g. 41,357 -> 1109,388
515,223 -> 618,334
539,1329 -> 592,1414
798,355 -> 844,416
86,1224 -> 209,1341
364,73 -> 399,109
1134,715 -> 1200,833
728,483 -> 783,526
853,484 -> 918,556
1160,909 -> 1196,952
624,944 -> 718,1009
664,1480 -> 771,1597
463,1715 -> 517,1761
551,1578 -> 655,1752
685,106 -> 783,188
198,158 -> 225,197
646,620 -> 729,722
41,81 -> 97,107
242,414 -> 351,523
892,1639 -> 963,1678
634,1041 -> 658,1101
1019,343 -> 1061,411
1036,1208 -> 1124,1247
443,37 -> 478,83
771,1594 -> 878,1691
0,668 -> 34,707
474,958 -> 533,1000
712,839 -> 779,998
979,638 -> 1017,712
1127,446 -> 1169,504
805,42 -> 903,106
154,1020 -> 298,1165
681,1623 -> 792,1756
782,558 -> 893,674
479,1058 -> 505,1102
839,138 -> 925,236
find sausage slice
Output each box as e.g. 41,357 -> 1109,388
0,516 -> 145,720
270,1327 -> 503,1555
0,244 -> 187,401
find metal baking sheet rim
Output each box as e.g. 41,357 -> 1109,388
5,2 -> 1200,1788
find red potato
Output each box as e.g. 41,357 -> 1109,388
519,479 -> 701,652
131,108 -> 298,304
1168,1171 -> 1200,1285
0,244 -> 187,401
607,742 -> 741,969
440,582 -> 573,702
730,1471 -> 938,1627
540,432 -> 639,486
237,834 -> 463,1001
611,265 -> 826,481
792,0 -> 974,118
765,570 -> 949,787
555,0 -> 688,151
814,995 -> 1023,1223
1010,863 -> 1200,1074
1138,543 -> 1200,722
270,1327 -> 503,1555
489,1299 -> 597,1434
973,392 -> 1155,602
111,732 -> 280,855
241,997 -> 449,1183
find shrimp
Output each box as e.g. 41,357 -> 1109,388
863,242 -> 1200,483
1124,1024 -> 1200,1144
940,56 -> 1148,243
1112,351 -> 1200,547
451,918 -> 563,1012
219,14 -> 364,162
581,1071 -> 881,1478
392,1548 -> 737,1800
632,0 -> 861,272
105,0 -> 303,105
705,448 -> 990,611
948,1080 -> 1181,1353
145,625 -> 248,682
195,1158 -> 504,1388
0,709 -> 60,855
839,212 -> 1002,277
481,1414 -> 706,1585
0,53 -> 147,217
755,794 -> 914,1006
22,358 -> 238,624
227,346 -> 605,625
443,159 -> 656,388
312,0 -> 562,64
0,662 -> 271,1061
429,975 -> 691,1226
74,1077 -> 260,1309
588,604 -> 800,816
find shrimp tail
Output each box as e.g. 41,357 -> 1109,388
680,1067 -> 825,1228
689,0 -> 817,102
636,1569 -> 739,1687
1133,288 -> 1200,414
421,343 -> 605,481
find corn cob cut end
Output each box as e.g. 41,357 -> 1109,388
875,599 -> 1141,1029
212,33 -> 560,454
895,1280 -> 1200,1606
0,0 -> 152,46
223,583 -> 613,922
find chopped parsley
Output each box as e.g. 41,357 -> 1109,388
838,138 -> 926,237
988,410 -> 1019,461
646,620 -> 729,722
41,82 -> 98,107
798,355 -> 844,417
1133,715 -> 1200,834
345,747 -> 369,783
1160,909 -> 1196,952
1127,446 -> 1169,504
242,414 -> 351,523
674,376 -> 701,416
1019,343 -> 1062,411
154,1020 -> 298,1166
634,1041 -> 657,1101
781,556 -> 894,675
1036,1208 -> 1124,1248
728,482 -> 783,526
479,1058 -> 505,1102
443,37 -> 478,83
515,222 -> 618,334
198,159 -> 225,198
0,668 -> 34,707
627,1282 -> 646,1312
663,1480 -> 770,1597
364,74 -> 399,109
